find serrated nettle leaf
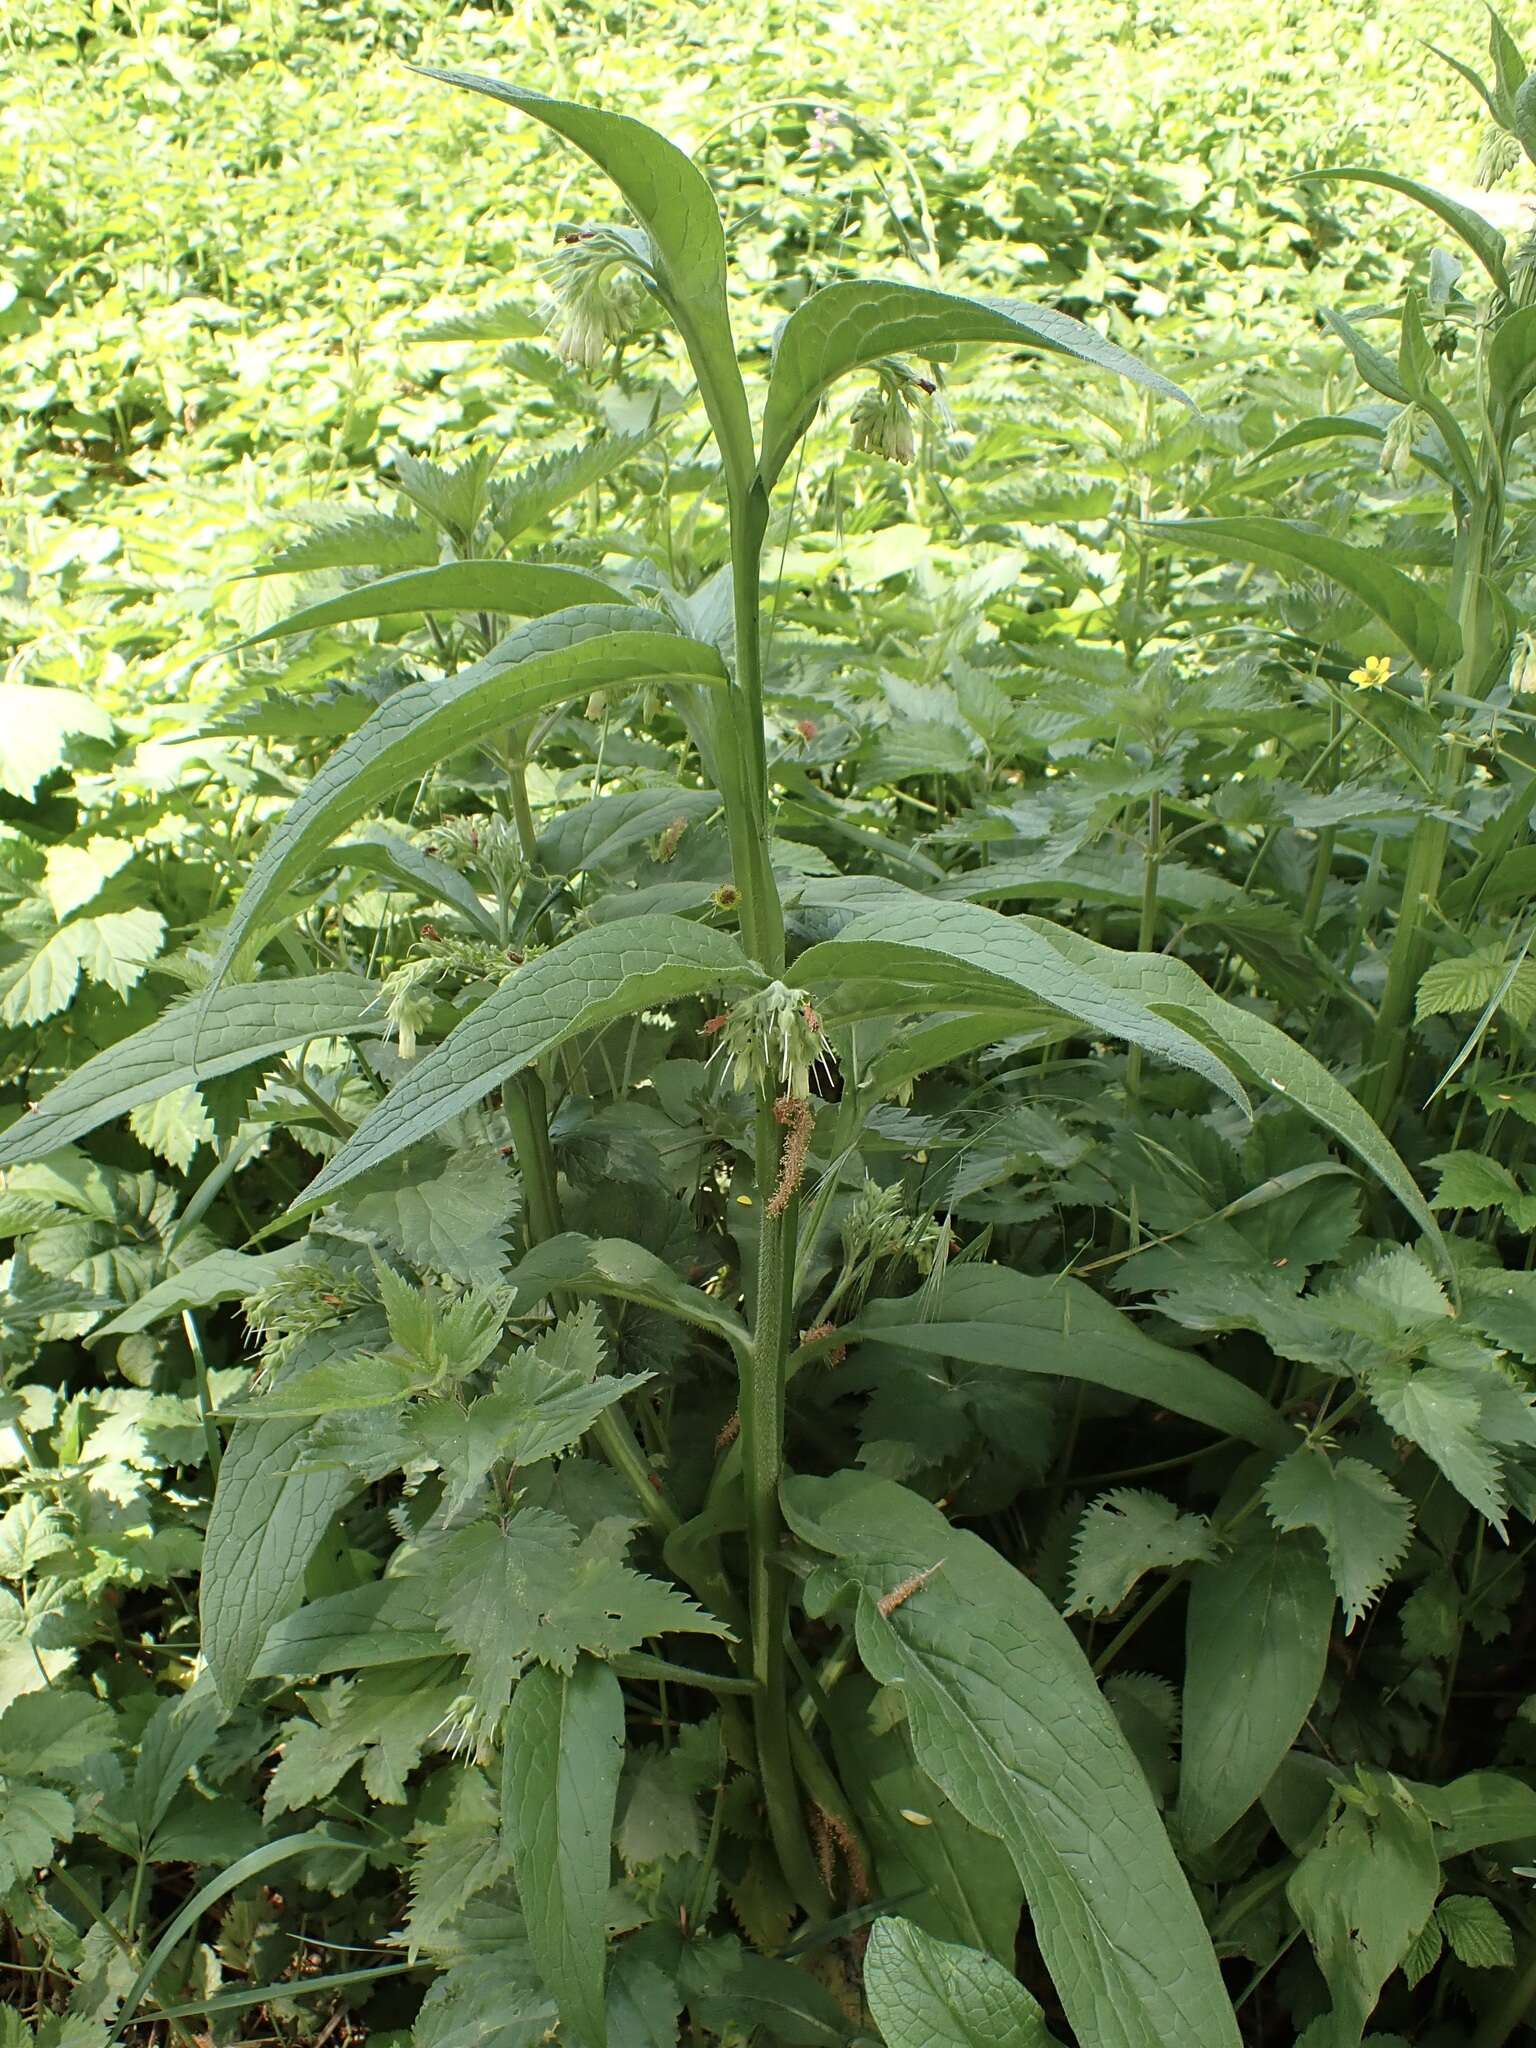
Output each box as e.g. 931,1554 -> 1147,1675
760,281 -> 1192,489
282,918 -> 760,1220
1286,1773 -> 1440,2045
204,609 -> 725,987
1178,1528 -> 1335,1853
1066,1489 -> 1215,1616
784,1473 -> 1241,2048
1262,1450 -> 1413,1628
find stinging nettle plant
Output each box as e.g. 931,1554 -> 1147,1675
1,62 -> 1474,2048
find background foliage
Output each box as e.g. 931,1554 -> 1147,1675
7,1 -> 1536,2045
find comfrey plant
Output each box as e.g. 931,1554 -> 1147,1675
0,67 -> 1484,2048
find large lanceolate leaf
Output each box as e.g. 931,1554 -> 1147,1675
765,280 -> 1196,491
1299,168 -> 1510,291
284,918 -> 760,1219
785,1473 -> 1242,2048
853,1266 -> 1291,1450
1021,916 -> 1442,1252
202,1416 -> 364,1706
204,608 -> 724,985
501,1656 -> 624,2048
414,70 -> 755,501
759,281 -> 1190,489
794,898 -> 1251,1113
0,973 -> 387,1167
1177,1530 -> 1335,1853
863,1918 -> 1055,2048
233,560 -> 628,649
1144,516 -> 1462,674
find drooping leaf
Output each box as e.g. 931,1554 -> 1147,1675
863,1917 -> 1055,2048
852,1265 -> 1292,1450
502,1657 -> 624,2048
1177,1528 -> 1335,1852
760,281 -> 1191,489
784,1472 -> 1241,2048
204,609 -> 725,985
1144,516 -> 1462,674
0,970 -> 390,1167
795,897 -> 1253,1114
823,1675 -> 1023,1964
97,1247 -> 306,1337
414,71 -> 755,502
509,1234 -> 751,1363
1299,168 -> 1510,291
1262,1451 -> 1414,1628
232,560 -> 627,649
1019,915 -> 1443,1252
284,919 -> 760,1219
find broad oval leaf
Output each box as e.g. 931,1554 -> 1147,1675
0,973 -> 387,1167
1299,168 -> 1510,291
1145,515 -> 1462,674
284,917 -> 761,1219
760,281 -> 1192,490
502,1656 -> 624,2048
232,560 -> 628,649
794,896 -> 1251,1114
864,1917 -> 1054,2048
203,607 -> 725,988
852,1265 -> 1292,1450
414,69 -> 755,502
1177,1528 -> 1335,1853
784,1472 -> 1241,2048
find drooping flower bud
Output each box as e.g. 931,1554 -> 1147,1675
849,382 -> 918,464
713,981 -> 834,1099
1378,404 -> 1424,483
542,224 -> 648,371
1509,633 -> 1536,695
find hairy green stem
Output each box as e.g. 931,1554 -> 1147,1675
742,1132 -> 831,1917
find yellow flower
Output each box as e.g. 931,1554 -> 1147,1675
1349,654 -> 1394,690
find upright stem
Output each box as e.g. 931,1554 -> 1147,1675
723,484 -> 825,1912
1125,787 -> 1162,1097
503,1070 -> 679,1544
1367,442 -> 1503,1125
743,1139 -> 830,1917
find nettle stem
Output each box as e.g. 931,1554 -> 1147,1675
503,1070 -> 679,1544
1367,418 -> 1506,1125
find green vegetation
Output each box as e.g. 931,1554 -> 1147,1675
10,2 -> 1536,2044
